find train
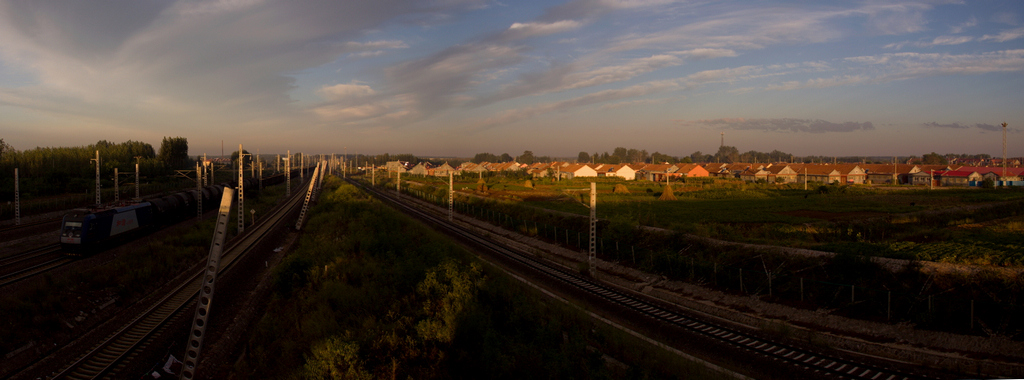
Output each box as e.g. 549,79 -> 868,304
59,168 -> 302,254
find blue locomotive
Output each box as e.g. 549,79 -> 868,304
59,168 -> 299,254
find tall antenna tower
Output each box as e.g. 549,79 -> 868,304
720,132 -> 724,147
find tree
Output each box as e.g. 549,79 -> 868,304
519,150 -> 535,164
715,145 -> 740,163
921,152 -> 948,165
230,149 -> 253,169
472,153 -> 499,163
500,153 -> 513,162
650,151 -> 675,164
612,147 -> 628,162
690,151 -> 705,163
577,151 -> 590,163
0,138 -> 12,159
158,136 -> 190,170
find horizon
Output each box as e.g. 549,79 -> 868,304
1,1 -> 1022,157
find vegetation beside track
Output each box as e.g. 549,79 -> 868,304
368,173 -> 1024,338
238,177 -> 723,379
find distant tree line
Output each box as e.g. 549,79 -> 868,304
0,137 -> 190,198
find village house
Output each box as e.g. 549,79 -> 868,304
408,162 -> 432,176
939,170 -> 982,186
766,164 -> 799,183
432,162 -> 459,177
675,163 -> 710,179
385,160 -> 410,173
558,163 -> 598,179
638,163 -> 679,181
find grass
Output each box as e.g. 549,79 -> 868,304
239,177 -> 729,379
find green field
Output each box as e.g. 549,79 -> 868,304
394,174 -> 1024,266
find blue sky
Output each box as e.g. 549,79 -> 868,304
0,0 -> 1022,158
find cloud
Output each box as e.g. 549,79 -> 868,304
472,79 -> 679,130
674,48 -> 738,60
0,1 -> 482,130
504,20 -> 582,39
950,16 -> 977,34
861,3 -> 929,35
843,50 -> 1024,79
318,83 -> 375,101
385,43 -> 526,118
924,122 -> 1005,132
686,118 -> 875,133
981,27 -> 1024,43
931,35 -> 973,45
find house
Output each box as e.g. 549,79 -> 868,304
833,164 -> 867,184
385,161 -> 409,173
739,167 -> 765,182
860,164 -> 920,184
638,163 -> 679,181
909,170 -> 935,186
939,170 -> 982,186
703,163 -> 730,177
798,165 -> 842,184
766,164 -> 799,183
432,162 -> 458,177
408,162 -> 432,176
675,163 -> 710,178
559,163 -> 598,179
594,163 -> 639,180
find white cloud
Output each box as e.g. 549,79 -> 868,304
931,35 -> 973,45
981,27 -> 1024,43
674,48 -> 738,60
506,20 -> 582,39
318,83 -> 375,101
950,16 -> 977,34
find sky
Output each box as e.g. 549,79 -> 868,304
0,0 -> 1022,159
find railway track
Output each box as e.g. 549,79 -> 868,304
0,244 -> 70,288
350,179 -> 930,380
44,181 -> 310,380
0,218 -> 59,234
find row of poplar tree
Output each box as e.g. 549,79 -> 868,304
0,137 -> 190,197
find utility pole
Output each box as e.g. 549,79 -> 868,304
286,150 -> 291,195
14,168 -> 19,225
893,157 -> 897,185
397,171 -> 401,198
372,164 -> 375,186
92,150 -> 101,207
197,162 -> 203,220
181,187 -> 234,380
114,168 -> 119,203
448,171 -> 454,221
238,144 -> 246,233
589,182 -> 597,275
135,156 -> 142,200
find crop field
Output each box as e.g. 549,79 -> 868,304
394,174 -> 1024,266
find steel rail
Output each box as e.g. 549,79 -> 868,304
351,178 -> 928,380
50,180 -> 310,380
0,218 -> 58,234
0,246 -> 70,288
